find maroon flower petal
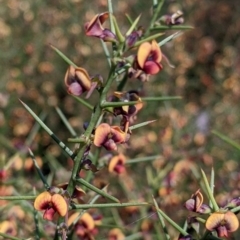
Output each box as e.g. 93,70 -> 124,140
43,208 -> 56,221
143,61 -> 162,75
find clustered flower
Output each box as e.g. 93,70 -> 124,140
184,189 -> 240,238
34,191 -> 68,221
32,9 -> 183,240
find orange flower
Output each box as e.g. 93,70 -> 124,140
85,12 -> 116,42
108,154 -> 126,174
0,220 -> 17,236
137,40 -> 163,75
94,123 -> 127,151
185,189 -> 203,212
206,211 -> 239,238
64,65 -> 91,96
184,189 -> 211,214
34,191 -> 68,221
108,228 -> 125,240
68,212 -> 98,239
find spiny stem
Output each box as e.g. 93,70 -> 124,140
71,202 -> 149,209
145,0 -> 165,36
0,196 -> 36,200
29,148 -> 50,190
55,107 -> 77,137
72,95 -> 94,110
19,100 -> 74,158
75,178 -> 120,203
66,66 -> 117,198
201,169 -> 219,212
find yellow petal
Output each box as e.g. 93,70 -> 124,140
81,212 -> 95,230
51,194 -> 68,217
111,126 -> 126,143
34,191 -> 52,211
75,67 -> 91,91
151,40 -> 162,62
137,42 -> 152,68
94,123 -> 111,147
224,211 -> 239,232
68,212 -> 79,226
108,228 -> 125,240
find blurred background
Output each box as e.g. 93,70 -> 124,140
1,0 -> 240,239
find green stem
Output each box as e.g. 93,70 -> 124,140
196,217 -> 206,224
66,66 -> 117,198
201,169 -> 219,212
33,188 -> 40,240
153,196 -> 189,236
29,148 -> 50,190
107,0 -> 117,55
101,96 -> 181,108
71,202 -> 149,209
55,107 -> 77,137
151,25 -> 193,31
126,155 -> 160,164
158,31 -> 183,46
145,0 -> 165,36
209,167 -> 215,208
153,198 -> 170,240
101,39 -> 111,66
72,96 -> 94,110
0,196 -> 36,200
67,138 -> 86,143
0,233 -> 25,240
19,100 -> 74,158
230,205 -> 240,213
142,96 -> 182,101
25,111 -> 47,146
75,178 -> 120,203
50,45 -> 77,67
107,0 -> 115,34
117,71 -> 128,91
212,130 -> 240,151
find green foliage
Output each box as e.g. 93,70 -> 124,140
1,0 -> 240,239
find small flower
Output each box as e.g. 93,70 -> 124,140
141,219 -> 153,233
108,228 -> 125,240
34,191 -> 68,221
80,159 -> 98,173
94,123 -> 128,151
108,154 -> 126,174
225,197 -> 240,209
125,27 -> 143,47
184,189 -> 211,214
57,182 -> 86,201
206,211 -> 239,238
85,12 -> 116,42
137,40 -> 163,75
113,90 -> 143,120
160,10 -> 184,26
68,212 -> 98,239
0,220 -> 17,236
64,65 -> 91,96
